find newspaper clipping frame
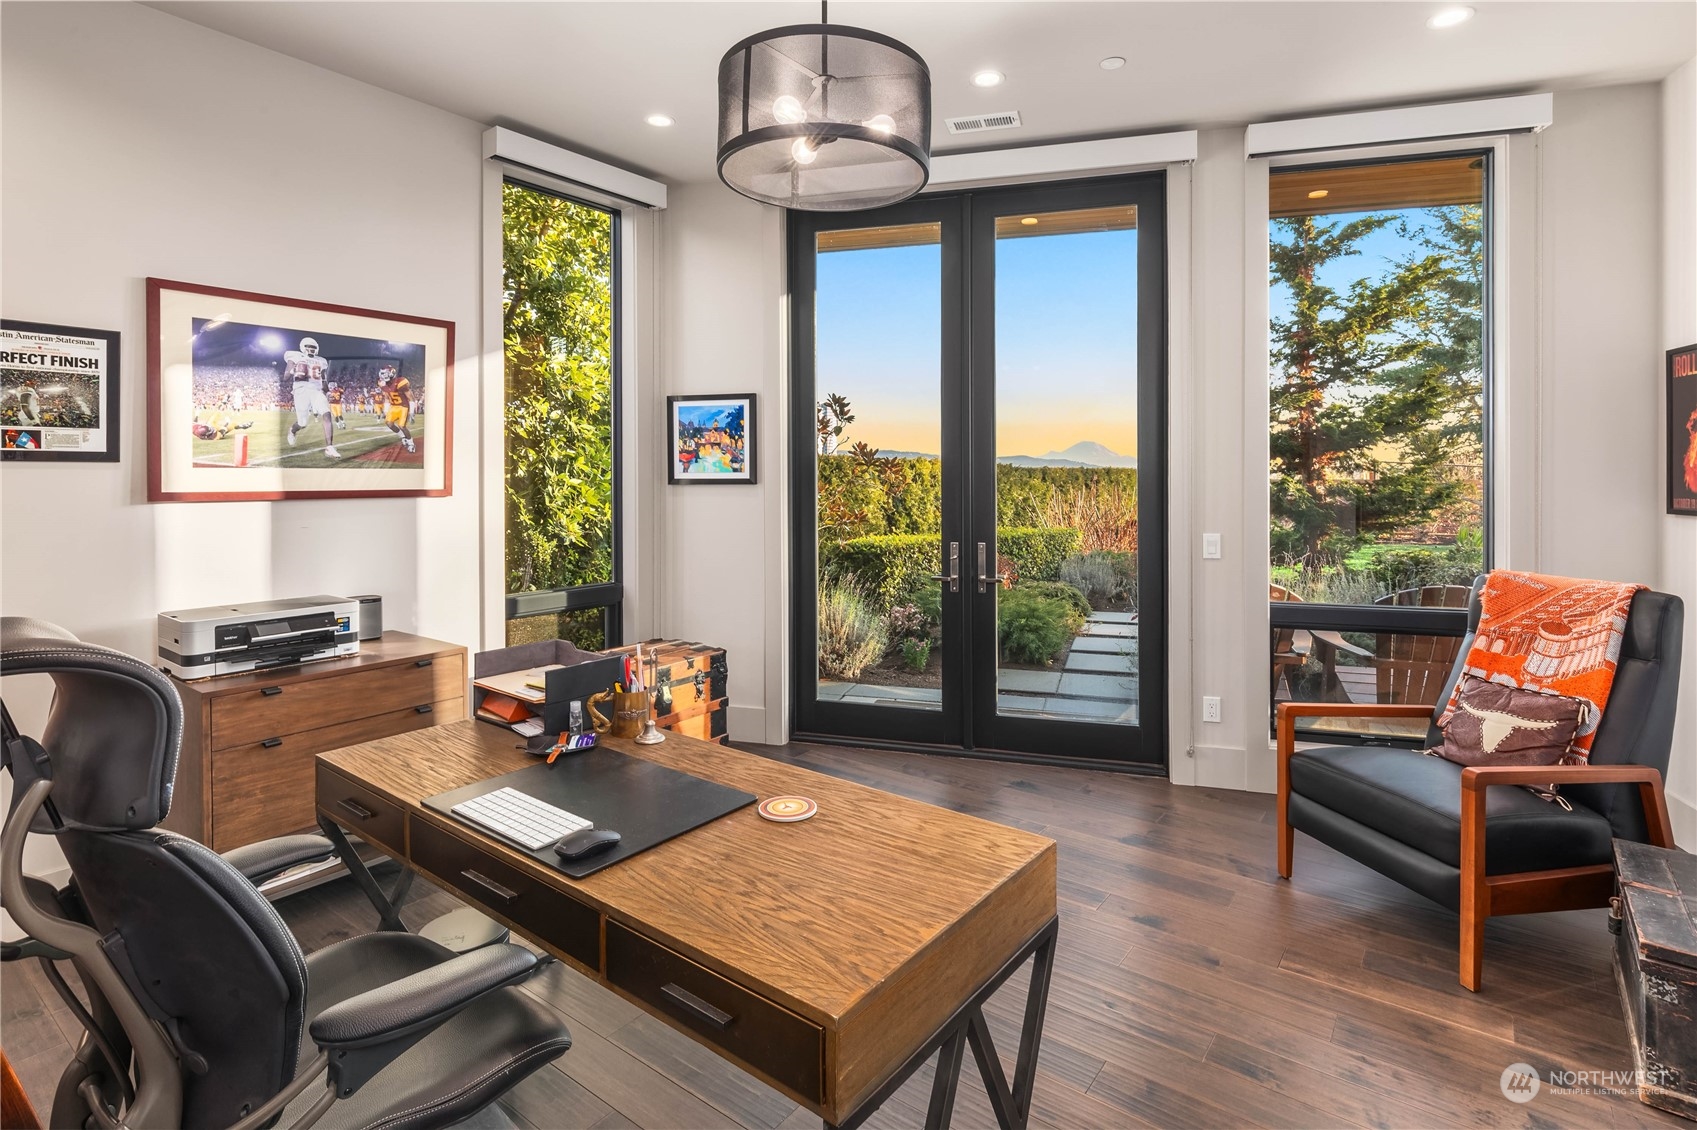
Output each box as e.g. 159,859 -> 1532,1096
0,320 -> 120,462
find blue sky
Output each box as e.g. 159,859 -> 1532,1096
815,226 -> 1138,457
1269,207 -> 1451,327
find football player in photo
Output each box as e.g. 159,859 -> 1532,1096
283,336 -> 340,459
379,373 -> 416,453
327,383 -> 346,429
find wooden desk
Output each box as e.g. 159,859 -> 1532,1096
316,721 -> 1058,1129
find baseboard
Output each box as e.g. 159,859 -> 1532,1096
727,703 -> 766,745
1671,792 -> 1696,851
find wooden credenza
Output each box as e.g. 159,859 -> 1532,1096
165,632 -> 465,851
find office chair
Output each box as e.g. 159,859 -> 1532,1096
0,617 -> 571,1129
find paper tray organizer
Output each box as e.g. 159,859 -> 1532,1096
472,639 -> 623,735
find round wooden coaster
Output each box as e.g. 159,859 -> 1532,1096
758,796 -> 818,823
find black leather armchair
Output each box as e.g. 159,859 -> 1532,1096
1275,581 -> 1683,991
0,617 -> 571,1129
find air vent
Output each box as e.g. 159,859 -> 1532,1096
944,110 -> 1022,135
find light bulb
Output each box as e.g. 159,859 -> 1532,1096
971,70 -> 1005,88
791,138 -> 818,165
864,114 -> 896,135
772,95 -> 808,124
1307,189 -> 1329,199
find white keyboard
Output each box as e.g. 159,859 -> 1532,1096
451,787 -> 592,850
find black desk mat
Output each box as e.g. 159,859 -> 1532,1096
423,750 -> 756,878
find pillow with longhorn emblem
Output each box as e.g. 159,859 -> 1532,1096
1430,675 -> 1592,768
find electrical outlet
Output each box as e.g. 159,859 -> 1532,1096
1202,532 -> 1222,559
1202,696 -> 1222,723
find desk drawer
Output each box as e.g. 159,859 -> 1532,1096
316,766 -> 406,856
211,654 -> 464,751
215,701 -> 454,851
409,816 -> 600,971
605,920 -> 822,1102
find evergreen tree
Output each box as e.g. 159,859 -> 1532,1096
1269,208 -> 1474,565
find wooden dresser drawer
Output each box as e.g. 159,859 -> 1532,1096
210,653 -> 463,750
213,701 -> 455,851
316,765 -> 407,856
409,816 -> 601,971
605,919 -> 823,1102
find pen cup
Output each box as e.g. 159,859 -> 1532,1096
587,689 -> 650,739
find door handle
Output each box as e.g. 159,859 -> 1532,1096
976,542 -> 1011,593
930,541 -> 960,593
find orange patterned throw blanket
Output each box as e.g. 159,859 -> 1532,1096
1439,570 -> 1646,764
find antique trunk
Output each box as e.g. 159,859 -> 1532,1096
1612,839 -> 1697,1120
607,639 -> 728,744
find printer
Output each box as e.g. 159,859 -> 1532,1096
157,596 -> 360,680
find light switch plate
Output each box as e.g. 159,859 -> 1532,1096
1202,532 -> 1222,559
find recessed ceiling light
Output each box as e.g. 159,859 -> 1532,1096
1020,217 -> 1039,226
1100,57 -> 1126,71
971,70 -> 1005,88
1427,6 -> 1474,28
645,114 -> 674,127
1307,189 -> 1329,199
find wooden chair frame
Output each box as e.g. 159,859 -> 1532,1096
1275,701 -> 1675,991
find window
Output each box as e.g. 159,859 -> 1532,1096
1267,153 -> 1490,740
501,180 -> 621,649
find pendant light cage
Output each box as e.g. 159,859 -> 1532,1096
717,23 -> 931,211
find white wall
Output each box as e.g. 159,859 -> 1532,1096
1660,58 -> 1697,847
656,184 -> 789,743
0,2 -> 487,874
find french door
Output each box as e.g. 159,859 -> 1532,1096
790,174 -> 1166,769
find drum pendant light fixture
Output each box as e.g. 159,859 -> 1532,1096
717,2 -> 931,211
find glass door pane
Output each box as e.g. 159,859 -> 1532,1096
813,221 -> 946,710
991,205 -> 1140,727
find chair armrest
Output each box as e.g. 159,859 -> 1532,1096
308,942 -> 547,1099
1459,764 -> 1675,849
221,834 -> 337,886
1275,702 -> 1435,759
310,942 -> 542,1050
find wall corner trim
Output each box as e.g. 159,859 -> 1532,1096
484,126 -> 668,210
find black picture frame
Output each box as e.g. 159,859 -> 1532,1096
1669,343 -> 1697,516
1,319 -> 120,462
667,393 -> 757,484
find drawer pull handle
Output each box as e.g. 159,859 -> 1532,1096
415,658 -> 434,668
337,799 -> 375,821
261,737 -> 283,749
415,704 -> 433,714
261,686 -> 283,697
460,869 -> 517,903
661,983 -> 733,1030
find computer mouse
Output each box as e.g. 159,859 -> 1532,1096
555,827 -> 621,859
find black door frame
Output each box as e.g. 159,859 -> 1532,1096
789,173 -> 1167,772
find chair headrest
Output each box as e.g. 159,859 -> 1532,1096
1,617 -> 181,831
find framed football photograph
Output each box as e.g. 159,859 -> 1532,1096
147,278 -> 454,501
1,319 -> 120,462
667,393 -> 756,484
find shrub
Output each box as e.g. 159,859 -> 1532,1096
996,528 -> 1082,582
1020,580 -> 1092,623
1043,476 -> 1138,554
887,602 -> 931,642
817,577 -> 888,680
998,588 -> 1083,666
1059,551 -> 1136,608
898,637 -> 931,673
821,527 -> 1081,610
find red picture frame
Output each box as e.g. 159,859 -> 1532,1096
147,277 -> 454,502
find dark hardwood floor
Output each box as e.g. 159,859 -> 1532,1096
3,740 -> 1681,1129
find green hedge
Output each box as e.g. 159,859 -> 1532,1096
822,527 -> 1081,610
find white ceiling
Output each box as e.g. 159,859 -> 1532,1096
148,1 -> 1696,185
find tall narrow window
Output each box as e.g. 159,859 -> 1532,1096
502,180 -> 621,648
1267,153 -> 1490,740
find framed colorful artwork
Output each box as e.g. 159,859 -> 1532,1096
1670,343 -> 1697,516
147,278 -> 453,501
668,393 -> 756,484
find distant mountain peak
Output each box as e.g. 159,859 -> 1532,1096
1028,441 -> 1136,468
